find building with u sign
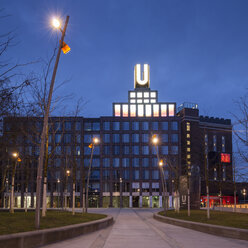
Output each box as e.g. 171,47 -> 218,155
0,64 -> 233,209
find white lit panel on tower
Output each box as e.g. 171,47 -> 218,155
153,104 -> 159,117
130,104 -> 136,117
122,104 -> 128,117
138,104 -> 144,117
169,104 -> 175,116
151,92 -> 156,98
137,99 -> 142,103
144,99 -> 149,103
137,92 -> 142,98
130,99 -> 136,103
145,105 -> 152,117
130,92 -> 136,98
144,92 -> 149,98
150,99 -> 156,103
114,104 -> 121,117
161,104 -> 167,117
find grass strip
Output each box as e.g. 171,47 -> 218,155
0,211 -> 106,235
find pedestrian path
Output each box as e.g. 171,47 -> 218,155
41,208 -> 248,248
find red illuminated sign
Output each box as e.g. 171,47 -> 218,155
221,153 -> 230,163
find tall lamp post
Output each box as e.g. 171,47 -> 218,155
242,188 -> 247,204
86,137 -> 100,213
35,16 -> 70,229
152,135 -> 167,216
64,169 -> 70,209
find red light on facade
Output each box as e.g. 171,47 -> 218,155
221,153 -> 230,163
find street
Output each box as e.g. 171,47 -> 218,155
41,208 -> 248,248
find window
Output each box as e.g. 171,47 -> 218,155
151,92 -> 156,98
84,146 -> 91,155
171,134 -> 178,143
142,146 -> 149,155
161,122 -> 168,130
122,122 -> 129,130
171,146 -> 178,154
113,170 -> 120,180
142,170 -> 149,180
55,134 -> 62,143
54,158 -> 61,167
130,92 -> 136,98
122,134 -> 129,143
84,122 -> 91,131
169,104 -> 175,116
103,183 -> 110,192
113,122 -> 120,131
142,122 -> 149,130
64,121 -> 71,130
187,154 -> 191,159
64,134 -> 71,144
123,170 -> 130,180
64,146 -> 71,155
130,105 -> 136,117
142,158 -> 149,167
104,146 -> 110,155
114,104 -> 121,117
161,146 -> 168,155
123,146 -> 129,155
171,121 -> 178,130
103,158 -> 110,167
187,140 -> 190,145
76,134 -> 81,143
145,105 -> 152,117
133,170 -> 139,180
103,122 -> 110,130
92,122 -> 100,131
142,134 -> 149,143
102,170 -> 110,180
84,134 -> 91,143
152,122 -> 158,130
91,170 -> 100,180
75,121 -> 81,131
187,147 -> 191,152
132,122 -> 139,130
162,134 -> 168,143
132,146 -> 139,155
153,104 -> 159,117
54,122 -> 62,131
161,104 -> 167,117
144,92 -> 149,98
92,158 -> 100,167
187,133 -> 190,138
122,104 -> 129,117
94,146 -> 100,155
152,170 -> 159,179
112,134 -> 120,143
55,146 -> 62,155
103,134 -> 110,143
132,134 -> 139,143
152,158 -> 158,167
122,158 -> 129,167
113,145 -> 120,155
213,135 -> 217,152
132,158 -> 139,167
222,136 -> 225,153
75,146 -> 81,155
186,122 -> 190,132
113,158 -> 120,167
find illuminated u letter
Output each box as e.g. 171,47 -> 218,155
134,64 -> 150,88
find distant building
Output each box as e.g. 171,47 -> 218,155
0,64 -> 233,209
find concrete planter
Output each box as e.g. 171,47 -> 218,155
153,213 -> 248,241
0,215 -> 113,248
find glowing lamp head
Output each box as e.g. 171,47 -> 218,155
52,18 -> 61,29
152,135 -> 159,145
159,160 -> 163,167
93,137 -> 100,145
66,170 -> 70,176
12,152 -> 18,158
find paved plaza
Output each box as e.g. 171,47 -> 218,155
42,208 -> 248,248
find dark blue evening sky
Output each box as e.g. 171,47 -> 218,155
1,0 -> 248,118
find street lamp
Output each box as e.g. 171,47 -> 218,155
152,135 -> 167,216
86,137 -> 100,213
64,169 -> 70,209
10,152 -> 21,213
242,188 -> 247,204
35,15 -> 70,229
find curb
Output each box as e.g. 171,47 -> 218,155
0,215 -> 113,248
153,213 -> 248,241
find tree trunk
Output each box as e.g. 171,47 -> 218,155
42,177 -> 47,217
10,176 -> 15,213
234,190 -> 237,212
25,187 -> 28,212
82,187 -> 86,213
72,183 -> 75,215
206,185 -> 210,219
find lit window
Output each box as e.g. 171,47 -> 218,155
150,99 -> 156,103
186,133 -> 190,138
169,104 -> 174,116
213,135 -> 217,152
138,105 -> 144,117
187,147 -> 191,152
122,104 -> 128,117
153,104 -> 159,117
137,92 -> 142,98
187,154 -> 191,159
130,99 -> 136,103
145,105 -> 151,117
187,140 -> 190,145
187,161 -> 191,165
151,92 -> 156,98
137,99 -> 142,103
144,92 -> 149,98
161,104 -> 167,117
130,105 -> 136,117
130,92 -> 135,98
186,122 -> 190,131
114,104 -> 121,117
144,99 -> 149,103
222,136 -> 225,153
